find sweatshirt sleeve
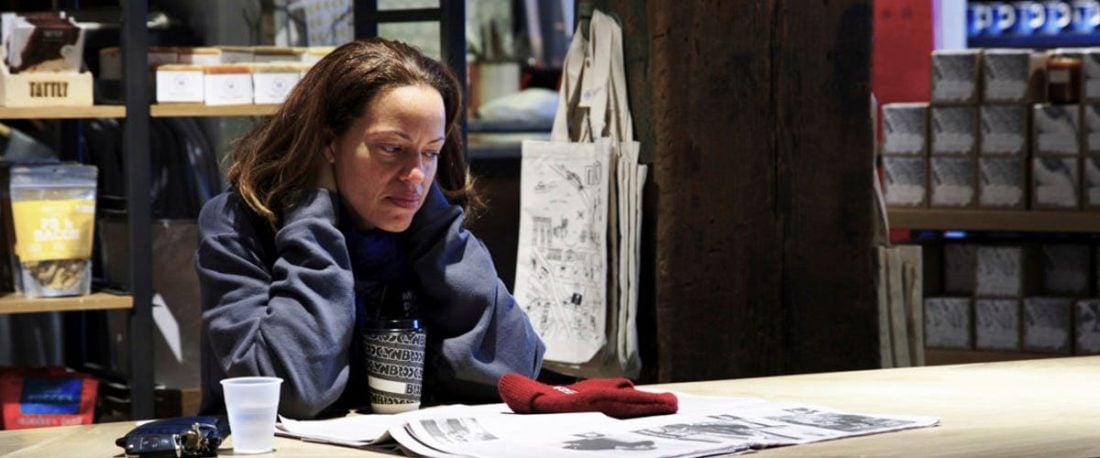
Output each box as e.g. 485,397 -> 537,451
196,190 -> 355,418
404,184 -> 546,399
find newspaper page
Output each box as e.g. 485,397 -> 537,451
389,394 -> 939,458
514,139 -> 614,364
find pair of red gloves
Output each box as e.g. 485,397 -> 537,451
497,373 -> 678,419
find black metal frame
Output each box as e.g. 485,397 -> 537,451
122,0 -> 154,420
353,0 -> 467,144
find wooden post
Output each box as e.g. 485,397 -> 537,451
588,0 -> 877,381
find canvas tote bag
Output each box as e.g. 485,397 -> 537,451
515,10 -> 647,378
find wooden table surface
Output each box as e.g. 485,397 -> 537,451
3,356 -> 1099,457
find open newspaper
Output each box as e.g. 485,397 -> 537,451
277,393 -> 938,457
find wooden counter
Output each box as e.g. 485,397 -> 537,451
3,357 -> 1100,456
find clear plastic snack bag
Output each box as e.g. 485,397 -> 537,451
9,164 -> 97,297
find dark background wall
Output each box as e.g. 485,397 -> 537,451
472,0 -> 878,383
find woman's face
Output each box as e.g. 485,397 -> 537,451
328,84 -> 446,232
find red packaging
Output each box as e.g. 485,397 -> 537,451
0,367 -> 97,430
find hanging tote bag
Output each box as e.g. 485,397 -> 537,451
515,10 -> 647,378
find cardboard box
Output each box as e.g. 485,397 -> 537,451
882,103 -> 927,155
1075,299 -> 1100,354
155,64 -> 203,103
1033,104 -> 1080,156
982,49 -> 1037,104
1032,155 -> 1080,209
252,63 -> 300,104
978,156 -> 1026,208
1023,297 -> 1073,353
943,243 -> 977,295
975,298 -> 1020,350
931,106 -> 977,155
882,155 -> 926,207
975,245 -> 1034,297
979,105 -> 1028,156
924,297 -> 971,349
931,50 -> 980,105
1040,244 -> 1090,296
929,156 -> 975,207
1085,154 -> 1100,209
203,64 -> 252,106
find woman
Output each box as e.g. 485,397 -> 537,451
196,38 -> 545,418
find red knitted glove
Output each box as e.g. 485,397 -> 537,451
497,373 -> 678,419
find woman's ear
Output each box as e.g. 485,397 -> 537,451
324,144 -> 336,163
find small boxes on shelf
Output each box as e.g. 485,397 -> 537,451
1039,244 -> 1090,296
931,106 -> 977,156
1023,297 -> 1073,353
218,46 -> 254,64
1033,104 -> 1080,156
981,49 -> 1039,104
1085,155 -> 1100,209
979,105 -> 1027,156
1032,156 -> 1080,209
203,64 -> 253,106
978,156 -> 1025,208
975,245 -> 1035,297
882,103 -> 927,156
931,50 -> 980,105
943,244 -> 977,294
882,155 -> 926,207
1081,49 -> 1100,103
929,156 -> 975,207
975,298 -> 1020,350
252,63 -> 302,104
177,47 -> 222,65
155,64 -> 204,103
1076,300 -> 1100,354
925,297 -> 972,349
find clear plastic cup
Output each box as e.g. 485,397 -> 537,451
220,376 -> 283,454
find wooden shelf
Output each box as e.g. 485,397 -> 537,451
925,348 -> 1066,366
0,105 -> 125,119
0,104 -> 282,119
151,103 -> 280,117
888,208 -> 1100,233
0,292 -> 132,314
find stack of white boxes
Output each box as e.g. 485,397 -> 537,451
1034,50 -> 1081,209
881,103 -> 927,207
928,50 -> 980,208
980,49 -> 1034,209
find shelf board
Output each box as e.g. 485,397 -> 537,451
925,348 -> 1065,366
0,292 -> 132,314
0,105 -> 126,119
888,208 -> 1100,233
151,103 -> 280,117
968,33 -> 1100,49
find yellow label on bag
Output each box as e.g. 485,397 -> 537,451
11,199 -> 96,262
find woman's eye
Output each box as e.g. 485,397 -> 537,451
423,150 -> 440,159
381,145 -> 401,154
